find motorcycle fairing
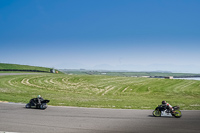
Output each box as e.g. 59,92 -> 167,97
161,110 -> 172,117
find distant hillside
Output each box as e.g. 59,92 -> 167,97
0,63 -> 60,73
60,69 -> 200,78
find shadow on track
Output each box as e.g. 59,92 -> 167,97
147,115 -> 174,118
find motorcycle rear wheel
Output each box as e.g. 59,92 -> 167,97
40,104 -> 47,110
153,110 -> 161,117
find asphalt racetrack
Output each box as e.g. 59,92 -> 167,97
0,102 -> 200,133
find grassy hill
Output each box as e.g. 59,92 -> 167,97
0,63 -> 199,110
0,74 -> 199,110
61,69 -> 200,77
0,63 -> 60,73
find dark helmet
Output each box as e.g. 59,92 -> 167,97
162,101 -> 166,104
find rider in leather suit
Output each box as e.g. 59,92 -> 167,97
37,95 -> 44,105
162,101 -> 174,113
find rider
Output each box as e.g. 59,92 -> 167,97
37,95 -> 44,105
162,101 -> 174,113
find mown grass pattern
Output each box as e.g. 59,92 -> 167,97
0,74 -> 200,110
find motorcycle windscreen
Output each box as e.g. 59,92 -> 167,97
41,100 -> 50,103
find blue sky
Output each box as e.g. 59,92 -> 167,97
1,0 -> 200,72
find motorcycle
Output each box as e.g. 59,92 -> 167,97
152,105 -> 182,118
25,98 -> 50,110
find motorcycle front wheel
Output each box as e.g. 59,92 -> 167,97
153,110 -> 161,117
173,110 -> 182,118
25,103 -> 31,108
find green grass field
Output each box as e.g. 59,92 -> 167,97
0,74 -> 199,110
0,63 -> 61,73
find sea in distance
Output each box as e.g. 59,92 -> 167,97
174,78 -> 200,81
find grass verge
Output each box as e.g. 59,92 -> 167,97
0,74 -> 199,110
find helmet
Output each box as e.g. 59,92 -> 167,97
162,101 -> 166,104
37,95 -> 41,98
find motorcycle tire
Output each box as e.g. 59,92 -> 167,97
40,104 -> 47,110
25,103 -> 31,108
153,110 -> 161,117
173,110 -> 182,118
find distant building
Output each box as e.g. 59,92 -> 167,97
165,76 -> 173,79
136,76 -> 150,78
50,69 -> 55,73
101,73 -> 107,75
141,76 -> 150,78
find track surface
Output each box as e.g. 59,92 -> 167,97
0,103 -> 200,133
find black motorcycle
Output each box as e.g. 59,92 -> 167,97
152,105 -> 182,118
25,98 -> 50,110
